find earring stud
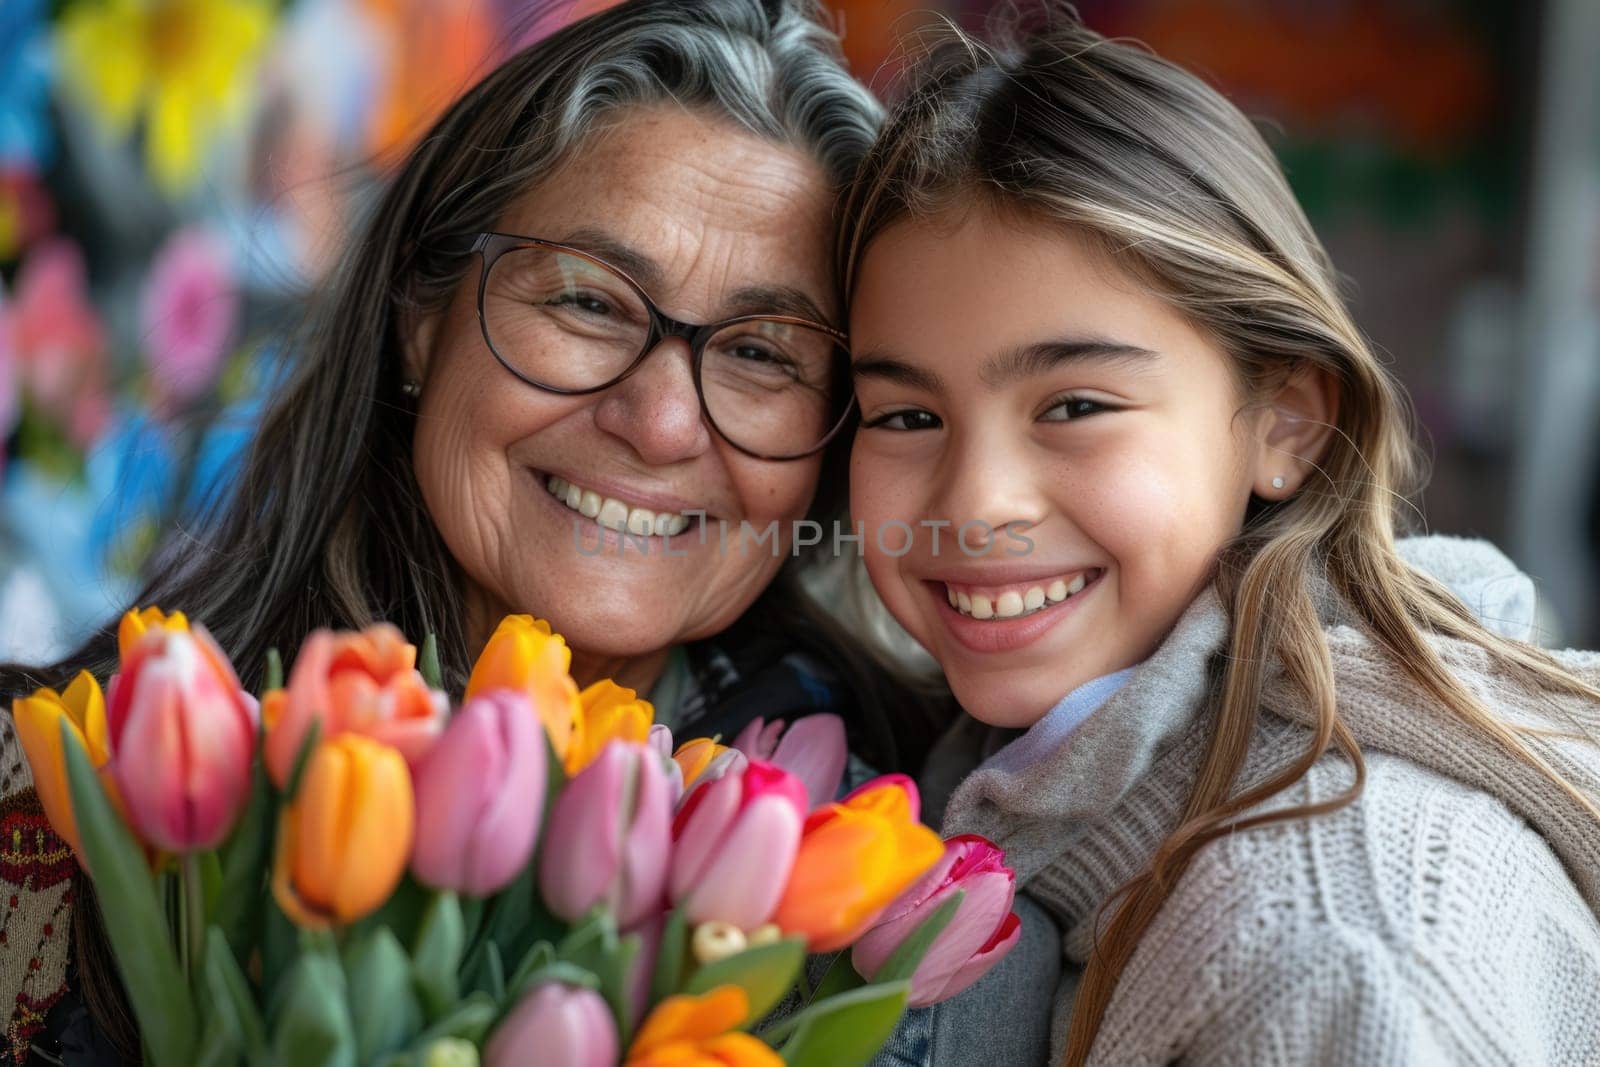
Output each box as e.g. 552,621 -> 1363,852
401,379 -> 422,399
1271,475 -> 1286,490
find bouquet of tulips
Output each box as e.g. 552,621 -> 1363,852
12,608 -> 1022,1067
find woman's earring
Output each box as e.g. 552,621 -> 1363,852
1271,475 -> 1286,490
401,379 -> 423,399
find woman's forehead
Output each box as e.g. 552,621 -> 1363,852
494,107 -> 839,321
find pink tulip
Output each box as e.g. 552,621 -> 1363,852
539,741 -> 672,928
851,834 -> 1021,1007
410,691 -> 546,896
106,626 -> 258,852
485,981 -> 617,1067
670,760 -> 807,929
731,713 -> 847,810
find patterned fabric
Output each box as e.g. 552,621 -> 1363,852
0,715 -> 73,1065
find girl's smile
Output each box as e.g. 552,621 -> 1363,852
848,206 -> 1317,729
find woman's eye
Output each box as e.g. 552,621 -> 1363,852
548,290 -> 615,316
1040,396 -> 1109,421
863,409 -> 941,431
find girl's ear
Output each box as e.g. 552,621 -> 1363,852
1251,362 -> 1339,499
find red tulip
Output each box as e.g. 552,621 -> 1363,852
106,626 -> 256,852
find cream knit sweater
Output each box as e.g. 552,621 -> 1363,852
939,540 -> 1600,1065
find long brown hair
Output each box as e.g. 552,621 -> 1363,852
840,7 -> 1600,1062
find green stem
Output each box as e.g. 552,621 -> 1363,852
181,854 -> 205,981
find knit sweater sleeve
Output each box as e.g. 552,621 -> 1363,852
1085,753 -> 1600,1066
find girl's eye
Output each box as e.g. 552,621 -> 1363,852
1040,396 -> 1110,422
862,408 -> 942,432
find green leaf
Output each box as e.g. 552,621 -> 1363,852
650,907 -> 690,1003
270,946 -> 356,1067
807,953 -> 866,1005
61,721 -> 197,1067
260,897 -> 300,1009
419,633 -> 443,691
507,960 -> 600,1002
409,992 -> 497,1049
345,927 -> 424,1063
281,717 -> 323,803
554,910 -> 636,1038
214,754 -> 274,960
870,890 -> 964,984
687,938 -> 806,1028
505,941 -> 556,997
482,942 -> 505,1003
412,891 -> 466,1020
265,648 -> 284,694
200,927 -> 267,1065
778,981 -> 911,1067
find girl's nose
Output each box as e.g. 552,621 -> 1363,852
590,337 -> 714,466
932,437 -> 1049,557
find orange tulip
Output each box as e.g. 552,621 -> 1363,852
625,985 -> 780,1067
116,605 -> 188,662
272,734 -> 413,927
465,615 -> 583,762
12,671 -> 112,859
772,774 -> 944,952
262,624 -> 445,787
566,680 -> 653,775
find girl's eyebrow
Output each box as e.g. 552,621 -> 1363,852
851,353 -> 946,393
980,338 -> 1159,387
851,337 -> 1158,395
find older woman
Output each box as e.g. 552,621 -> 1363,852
0,1 -> 948,1059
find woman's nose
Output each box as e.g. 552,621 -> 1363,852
590,336 -> 714,465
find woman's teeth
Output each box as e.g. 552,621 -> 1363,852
546,475 -> 694,536
945,571 -> 1092,620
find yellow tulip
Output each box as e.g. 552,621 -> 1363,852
566,680 -> 653,775
12,672 -> 111,859
465,615 -> 583,762
116,605 -> 188,662
626,985 -> 780,1067
272,734 -> 413,927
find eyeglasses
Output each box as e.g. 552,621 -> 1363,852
466,232 -> 856,461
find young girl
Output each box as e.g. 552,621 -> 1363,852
843,10 -> 1600,1065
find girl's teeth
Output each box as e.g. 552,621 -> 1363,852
947,572 -> 1096,619
547,475 -> 694,537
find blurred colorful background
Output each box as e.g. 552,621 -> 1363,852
2,0 -> 1597,661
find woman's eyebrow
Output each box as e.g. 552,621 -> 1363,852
980,338 -> 1159,387
553,226 -> 663,288
726,284 -> 833,325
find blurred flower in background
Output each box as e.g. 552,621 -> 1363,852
55,0 -> 275,195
